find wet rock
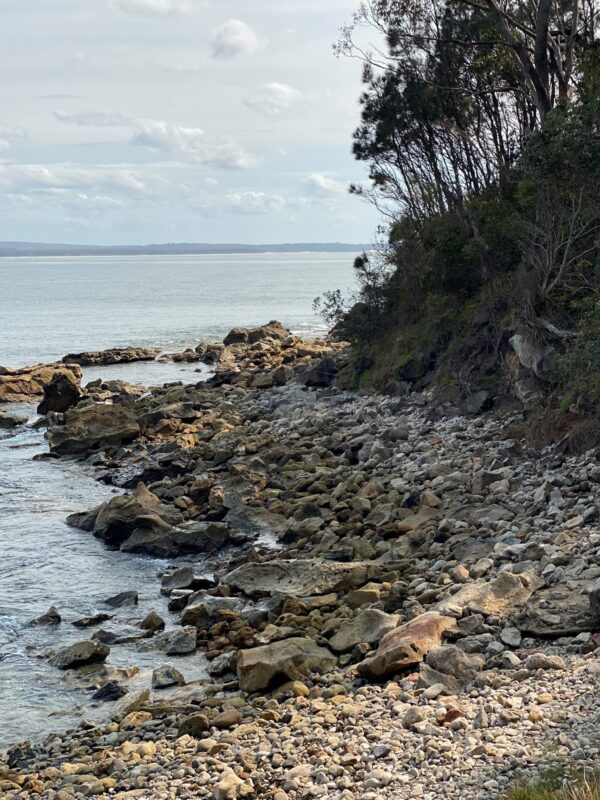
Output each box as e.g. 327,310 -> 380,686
49,640 -> 110,670
47,403 -> 140,455
151,664 -> 185,689
181,596 -> 246,630
358,612 -> 457,679
28,605 -> 61,627
91,682 -> 127,702
104,591 -> 138,609
0,411 -> 26,428
62,346 -> 161,366
72,613 -> 112,629
150,626 -> 197,655
139,611 -> 165,633
237,637 -> 337,692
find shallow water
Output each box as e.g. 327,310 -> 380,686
0,362 -> 214,749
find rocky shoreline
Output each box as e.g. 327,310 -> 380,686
1,321 -> 600,800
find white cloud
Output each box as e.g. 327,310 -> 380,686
223,191 -> 286,215
54,110 -> 132,127
130,119 -> 258,169
112,0 -> 190,16
303,173 -> 347,196
0,126 -> 27,151
0,162 -> 152,196
244,82 -> 301,118
212,20 -> 259,60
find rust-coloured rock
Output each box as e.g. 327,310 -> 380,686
357,612 -> 458,679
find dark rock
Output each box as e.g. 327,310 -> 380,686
152,664 -> 185,689
72,613 -> 113,629
139,611 -> 166,633
303,356 -> 338,388
47,403 -> 140,455
178,713 -> 209,737
49,640 -> 110,669
29,605 -> 61,626
92,682 -> 127,702
104,591 -> 139,609
37,372 -> 81,414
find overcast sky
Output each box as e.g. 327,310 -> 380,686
0,0 -> 379,245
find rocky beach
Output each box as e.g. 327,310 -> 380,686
1,321 -> 600,800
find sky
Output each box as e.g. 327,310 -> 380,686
0,0 -> 380,245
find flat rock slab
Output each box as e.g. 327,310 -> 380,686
222,559 -> 372,598
47,403 -> 140,455
358,612 -> 457,679
435,572 -> 534,620
515,581 -> 598,637
237,636 -> 337,692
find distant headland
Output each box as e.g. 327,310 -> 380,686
0,241 -> 373,257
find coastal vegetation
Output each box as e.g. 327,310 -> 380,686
318,0 -> 600,445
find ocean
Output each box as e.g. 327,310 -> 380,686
0,252 -> 357,368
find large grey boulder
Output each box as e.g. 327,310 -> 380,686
223,559 -> 372,598
237,637 -> 337,692
49,640 -> 110,670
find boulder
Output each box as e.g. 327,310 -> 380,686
149,626 -> 197,655
151,664 -> 186,689
103,591 -> 138,609
0,363 -> 81,404
329,609 -> 399,653
223,328 -> 250,346
358,612 -> 458,679
181,596 -> 246,630
303,356 -> 338,388
139,611 -> 166,633
237,637 -> 337,692
49,640 -> 110,670
121,520 -> 231,558
67,483 -> 176,550
223,559 -> 372,598
435,573 -> 534,620
418,645 -> 484,693
178,713 -> 209,737
62,346 -> 161,366
47,403 -> 139,455
37,372 -> 81,414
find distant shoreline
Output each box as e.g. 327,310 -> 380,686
0,242 -> 374,258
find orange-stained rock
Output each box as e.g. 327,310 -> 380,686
357,612 -> 457,679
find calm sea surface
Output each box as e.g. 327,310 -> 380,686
0,252 -> 357,748
0,252 -> 357,367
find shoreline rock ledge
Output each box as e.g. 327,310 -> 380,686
2,321 -> 600,800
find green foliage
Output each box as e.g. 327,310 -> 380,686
506,768 -> 600,800
555,300 -> 600,414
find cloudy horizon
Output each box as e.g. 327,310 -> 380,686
1,0 -> 379,245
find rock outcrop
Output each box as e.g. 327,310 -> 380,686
0,363 -> 81,403
47,403 -> 140,455
236,637 -> 337,691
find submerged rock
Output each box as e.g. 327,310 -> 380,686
28,606 -> 61,627
62,346 -> 161,366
